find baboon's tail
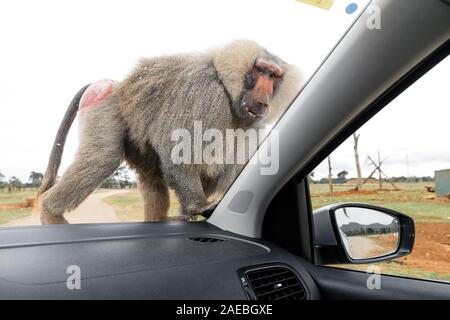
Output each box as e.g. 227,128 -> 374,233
36,84 -> 90,198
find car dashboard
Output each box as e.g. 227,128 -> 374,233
0,222 -> 321,300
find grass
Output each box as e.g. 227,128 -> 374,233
103,189 -> 181,222
380,264 -> 450,282
0,189 -> 36,205
310,182 -> 450,224
330,263 -> 450,282
0,208 -> 33,225
0,189 -> 36,225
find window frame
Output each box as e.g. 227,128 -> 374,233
301,39 -> 450,281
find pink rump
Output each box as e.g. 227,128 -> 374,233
79,79 -> 114,112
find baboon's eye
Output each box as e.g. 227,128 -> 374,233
254,66 -> 264,73
244,74 -> 256,89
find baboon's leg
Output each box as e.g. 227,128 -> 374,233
165,166 -> 213,216
201,175 -> 218,199
40,107 -> 124,224
139,172 -> 170,222
40,150 -> 123,224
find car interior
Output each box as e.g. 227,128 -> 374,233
0,0 -> 449,300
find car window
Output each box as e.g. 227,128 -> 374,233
309,57 -> 450,283
0,0 -> 370,227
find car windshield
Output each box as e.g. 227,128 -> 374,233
0,0 -> 370,227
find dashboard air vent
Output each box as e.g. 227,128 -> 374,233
245,266 -> 306,301
188,237 -> 227,243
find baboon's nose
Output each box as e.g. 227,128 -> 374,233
256,100 -> 268,110
246,100 -> 269,119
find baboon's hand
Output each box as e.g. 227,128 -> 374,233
182,199 -> 219,217
170,200 -> 218,221
168,215 -> 199,222
198,200 -> 220,218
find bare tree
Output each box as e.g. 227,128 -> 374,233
353,133 -> 363,191
327,156 -> 333,195
367,153 -> 399,190
377,151 -> 383,190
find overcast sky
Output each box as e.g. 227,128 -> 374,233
0,0 -> 448,183
313,56 -> 450,180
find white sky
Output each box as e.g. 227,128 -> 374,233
335,207 -> 396,226
1,0 -> 447,183
313,56 -> 450,180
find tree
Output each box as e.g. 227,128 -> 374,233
8,176 -> 22,192
327,156 -> 333,194
353,133 -> 363,191
367,152 -> 399,190
114,165 -> 132,188
337,170 -> 348,180
29,171 -> 44,188
100,164 -> 135,189
377,151 -> 383,190
0,171 -> 5,191
101,177 -> 121,189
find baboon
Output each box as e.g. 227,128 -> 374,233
36,40 -> 301,224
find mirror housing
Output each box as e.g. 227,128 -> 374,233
313,203 -> 415,265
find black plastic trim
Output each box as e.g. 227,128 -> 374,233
315,203 -> 415,264
237,263 -> 310,300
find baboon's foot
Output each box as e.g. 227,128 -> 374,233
36,192 -> 68,224
40,214 -> 69,225
182,199 -> 219,218
168,215 -> 199,222
203,199 -> 220,212
144,214 -> 196,222
196,200 -> 220,218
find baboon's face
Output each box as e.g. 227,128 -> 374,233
236,58 -> 284,127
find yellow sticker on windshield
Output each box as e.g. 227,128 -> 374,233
297,0 -> 335,10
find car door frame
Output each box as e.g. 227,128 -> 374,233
262,38 -> 450,299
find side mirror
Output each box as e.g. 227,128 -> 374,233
313,203 -> 415,265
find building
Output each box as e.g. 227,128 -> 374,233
435,169 -> 450,197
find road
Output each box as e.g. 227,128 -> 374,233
2,190 -> 128,227
347,236 -> 385,260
